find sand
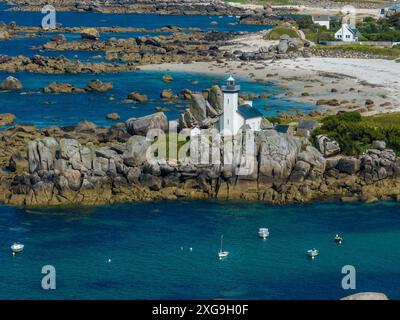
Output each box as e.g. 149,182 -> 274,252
140,57 -> 400,116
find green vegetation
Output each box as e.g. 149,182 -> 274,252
313,112 -> 400,156
357,14 -> 400,42
318,44 -> 400,59
265,26 -> 301,40
295,15 -> 341,44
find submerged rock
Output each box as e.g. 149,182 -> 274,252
85,79 -> 113,92
43,82 -> 83,93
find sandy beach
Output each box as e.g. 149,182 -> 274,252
141,58 -> 400,116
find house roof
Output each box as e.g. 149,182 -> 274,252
387,5 -> 400,10
237,105 -> 263,120
298,120 -> 317,130
312,15 -> 331,22
275,125 -> 290,133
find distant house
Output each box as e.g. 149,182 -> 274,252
296,120 -> 317,137
312,15 -> 331,29
334,24 -> 359,42
379,5 -> 400,17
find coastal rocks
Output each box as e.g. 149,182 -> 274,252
8,152 -> 29,173
0,113 -> 16,127
81,28 -> 100,41
43,82 -> 84,93
0,76 -> 22,90
85,79 -> 113,92
106,113 -> 120,120
0,30 -> 10,41
316,135 -> 341,157
160,89 -> 176,100
127,92 -> 149,103
208,85 -> 223,113
337,157 -> 361,175
123,135 -> 151,167
372,140 -> 386,151
162,75 -> 173,83
126,112 -> 168,136
258,131 -> 302,183
341,292 -> 389,300
290,146 -> 326,182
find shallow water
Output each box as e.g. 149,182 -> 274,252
0,70 -> 314,128
0,200 -> 400,299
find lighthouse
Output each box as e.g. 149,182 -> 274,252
220,76 -> 262,135
221,76 -> 240,135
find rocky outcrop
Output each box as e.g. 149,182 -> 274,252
3,120 -> 400,207
126,112 -> 169,136
0,29 -> 10,41
0,76 -> 23,90
0,113 -> 16,127
81,28 -> 100,41
85,79 -> 113,92
127,92 -> 149,103
316,135 -> 341,157
43,82 -> 84,93
179,90 -> 222,130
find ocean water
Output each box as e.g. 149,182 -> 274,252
0,200 -> 400,300
0,3 -> 268,33
0,71 -> 315,128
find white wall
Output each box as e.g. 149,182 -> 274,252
223,92 -> 239,135
245,117 -> 261,132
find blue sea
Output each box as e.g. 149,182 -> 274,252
1,200 -> 400,300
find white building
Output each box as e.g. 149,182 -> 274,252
219,76 -> 262,135
312,16 -> 331,29
334,24 -> 359,42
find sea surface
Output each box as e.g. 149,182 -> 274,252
1,200 -> 400,300
0,3 -> 316,128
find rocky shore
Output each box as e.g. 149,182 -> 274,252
4,0 -> 246,15
1,102 -> 400,207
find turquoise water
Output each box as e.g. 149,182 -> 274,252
1,200 -> 400,300
0,71 -> 314,128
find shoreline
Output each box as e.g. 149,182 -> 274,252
140,58 -> 400,116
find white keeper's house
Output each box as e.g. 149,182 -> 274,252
334,24 -> 360,42
219,76 -> 263,135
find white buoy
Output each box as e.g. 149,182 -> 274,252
108,259 -> 111,263
190,247 -> 193,251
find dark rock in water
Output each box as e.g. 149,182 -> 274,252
127,92 -> 148,103
0,76 -> 23,90
160,88 -> 176,100
136,36 -> 160,47
43,82 -> 83,93
126,112 -> 168,136
337,157 -> 361,174
106,113 -> 120,120
85,79 -> 113,92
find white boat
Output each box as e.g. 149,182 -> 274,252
307,248 -> 319,259
334,234 -> 343,244
11,242 -> 24,253
218,235 -> 229,260
258,228 -> 269,239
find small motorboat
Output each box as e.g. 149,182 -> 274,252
258,228 -> 270,239
334,234 -> 343,244
307,248 -> 319,259
218,235 -> 229,260
11,242 -> 24,253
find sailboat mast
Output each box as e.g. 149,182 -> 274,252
220,235 -> 223,253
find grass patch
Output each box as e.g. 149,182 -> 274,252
265,26 -> 301,40
313,112 -> 400,156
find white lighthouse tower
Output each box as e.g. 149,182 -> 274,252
221,76 -> 240,135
